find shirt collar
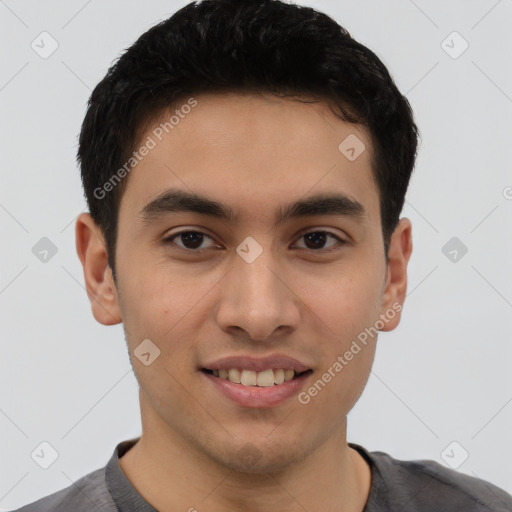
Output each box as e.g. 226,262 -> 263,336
105,437 -> 158,511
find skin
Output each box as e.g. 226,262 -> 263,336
76,92 -> 412,512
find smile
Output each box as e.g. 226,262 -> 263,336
202,368 -> 310,387
201,357 -> 313,407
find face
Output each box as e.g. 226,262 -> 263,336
77,92 -> 411,473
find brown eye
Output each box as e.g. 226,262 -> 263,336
165,230 -> 216,251
294,231 -> 345,251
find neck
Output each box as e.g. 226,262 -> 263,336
119,399 -> 371,512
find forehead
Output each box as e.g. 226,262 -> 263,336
119,92 -> 380,228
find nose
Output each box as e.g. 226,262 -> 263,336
215,244 -> 301,342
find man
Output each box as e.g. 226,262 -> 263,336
12,0 -> 512,510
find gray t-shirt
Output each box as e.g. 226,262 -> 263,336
10,438 -> 512,511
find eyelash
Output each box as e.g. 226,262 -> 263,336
163,229 -> 347,254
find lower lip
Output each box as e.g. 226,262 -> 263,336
202,371 -> 312,408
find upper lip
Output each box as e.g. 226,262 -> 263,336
202,354 -> 312,373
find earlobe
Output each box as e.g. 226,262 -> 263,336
379,217 -> 413,332
75,213 -> 122,326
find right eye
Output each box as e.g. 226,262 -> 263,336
163,230 -> 219,252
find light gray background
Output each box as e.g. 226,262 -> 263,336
1,0 -> 511,509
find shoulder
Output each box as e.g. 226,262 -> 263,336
353,444 -> 512,512
8,466 -> 117,512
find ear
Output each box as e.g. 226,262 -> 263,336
75,213 -> 122,326
379,217 -> 413,331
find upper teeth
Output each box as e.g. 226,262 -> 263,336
213,368 -> 296,387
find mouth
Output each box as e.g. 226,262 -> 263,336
200,356 -> 314,408
200,355 -> 314,407
201,367 -> 313,387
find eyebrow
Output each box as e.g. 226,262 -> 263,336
139,188 -> 367,227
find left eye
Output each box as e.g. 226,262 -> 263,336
292,231 -> 344,251
165,230 -> 344,252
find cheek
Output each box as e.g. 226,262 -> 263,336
118,259 -> 214,338
312,350 -> 375,421
117,265 -> 208,406
292,259 -> 381,406
293,260 -> 383,341
296,324 -> 377,437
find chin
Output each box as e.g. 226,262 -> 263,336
221,452 -> 294,475
213,437 -> 314,475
